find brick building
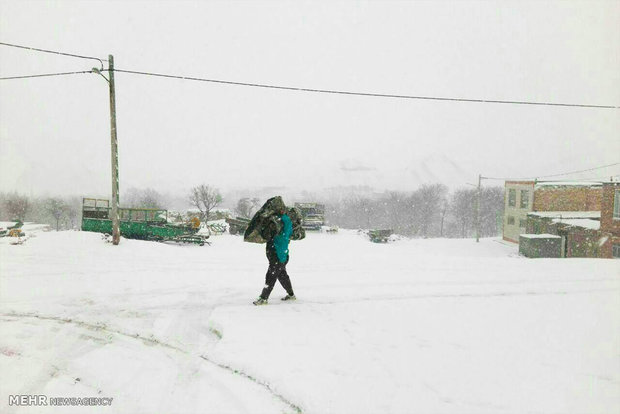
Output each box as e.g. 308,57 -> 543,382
526,211 -> 603,258
503,181 -> 602,243
519,181 -> 619,259
600,181 -> 620,258
532,182 -> 601,211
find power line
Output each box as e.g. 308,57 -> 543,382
483,162 -> 620,181
1,42 -> 618,108
0,39 -> 618,108
113,68 -> 620,109
0,42 -> 106,68
0,70 -> 93,80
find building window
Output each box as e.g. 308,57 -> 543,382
613,244 -> 620,259
519,219 -> 527,228
520,190 -> 529,208
508,189 -> 516,207
614,190 -> 620,219
507,216 -> 515,225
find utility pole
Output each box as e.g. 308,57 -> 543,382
475,174 -> 481,243
108,55 -> 120,245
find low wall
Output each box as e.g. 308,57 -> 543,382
519,234 -> 562,258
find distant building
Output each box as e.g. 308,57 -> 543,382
503,181 -> 602,243
600,181 -> 620,258
503,181 -> 535,243
516,181 -> 619,259
526,211 -> 602,258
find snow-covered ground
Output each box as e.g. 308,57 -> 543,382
1,229 -> 619,414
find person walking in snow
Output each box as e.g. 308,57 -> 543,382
253,207 -> 296,305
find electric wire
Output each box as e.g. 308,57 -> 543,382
112,68 -> 619,109
482,162 -> 620,181
1,42 -> 618,108
0,42 -> 106,68
0,71 -> 94,80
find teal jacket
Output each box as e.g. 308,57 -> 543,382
273,214 -> 293,263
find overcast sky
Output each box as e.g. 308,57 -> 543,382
1,0 -> 619,200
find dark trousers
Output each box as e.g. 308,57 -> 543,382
260,250 -> 294,300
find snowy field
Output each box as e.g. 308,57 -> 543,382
1,229 -> 619,414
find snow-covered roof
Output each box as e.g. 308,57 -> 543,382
520,234 -> 561,239
535,181 -> 602,188
551,218 -> 600,230
527,211 -> 600,219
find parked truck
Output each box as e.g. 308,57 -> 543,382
294,202 -> 325,231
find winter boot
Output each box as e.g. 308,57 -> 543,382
281,294 -> 296,301
253,297 -> 268,306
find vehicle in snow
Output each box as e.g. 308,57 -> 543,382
0,220 -> 25,237
368,229 -> 393,243
294,202 -> 325,231
0,221 -> 25,238
81,198 -> 209,245
225,216 -> 251,235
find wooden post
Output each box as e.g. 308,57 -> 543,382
108,55 -> 120,245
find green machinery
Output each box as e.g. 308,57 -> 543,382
225,216 -> 251,235
81,198 -> 209,245
368,229 -> 393,243
0,220 -> 25,238
294,202 -> 325,230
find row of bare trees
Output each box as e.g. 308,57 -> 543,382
0,193 -> 81,231
325,184 -> 504,238
1,183 -> 504,238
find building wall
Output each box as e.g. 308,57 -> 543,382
503,181 -> 535,243
612,236 -> 620,259
566,230 -> 607,258
526,215 -> 611,258
600,183 -> 620,259
533,186 -> 602,211
519,235 -> 562,258
600,182 -> 620,236
526,216 -> 556,235
597,235 -> 619,259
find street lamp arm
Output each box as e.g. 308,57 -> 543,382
91,67 -> 110,84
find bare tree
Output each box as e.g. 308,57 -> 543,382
439,202 -> 448,237
64,197 -> 81,229
235,197 -> 253,218
123,188 -> 142,208
189,184 -> 222,222
415,184 -> 448,238
250,197 -> 261,216
140,188 -> 163,209
449,189 -> 476,238
4,193 -> 30,222
46,198 -> 67,231
123,187 -> 164,209
480,186 -> 504,237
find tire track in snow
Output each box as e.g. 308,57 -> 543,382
298,287 -> 620,306
1,312 -> 303,414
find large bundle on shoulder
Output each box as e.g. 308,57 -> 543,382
243,196 -> 305,243
286,206 -> 305,241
